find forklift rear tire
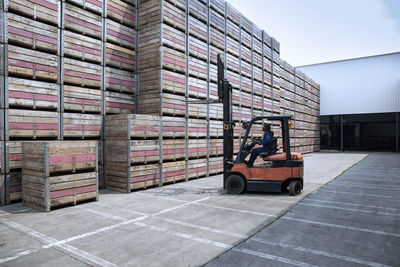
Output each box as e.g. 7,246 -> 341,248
289,180 -> 302,196
225,175 -> 245,194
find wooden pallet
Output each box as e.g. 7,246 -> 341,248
137,93 -> 186,117
163,139 -> 185,161
62,113 -> 102,139
138,45 -> 186,74
5,171 -> 22,203
4,45 -> 58,81
188,0 -> 207,23
6,109 -> 58,140
226,3 -> 240,26
188,36 -> 207,61
188,77 -> 207,99
62,30 -> 102,63
210,27 -> 225,50
209,120 -> 223,138
209,139 -> 223,157
188,97 -> 207,119
106,139 -> 160,165
105,91 -> 135,114
162,116 -> 185,138
226,36 -> 240,58
188,139 -> 207,158
2,13 -> 59,54
106,163 -> 159,193
187,158 -> 207,179
208,156 -> 223,175
62,57 -> 102,88
139,68 -> 186,95
105,67 -> 136,93
162,160 -> 186,184
187,119 -> 207,138
106,42 -> 136,71
105,114 -> 159,140
3,77 -> 59,110
188,16 -> 207,42
188,57 -> 207,80
68,0 -> 103,15
63,85 -> 101,113
106,0 -> 136,28
106,19 -> 136,50
3,0 -> 60,26
63,3 -> 102,40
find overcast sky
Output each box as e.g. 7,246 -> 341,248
226,0 -> 400,66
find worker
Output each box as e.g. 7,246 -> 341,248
247,123 -> 272,167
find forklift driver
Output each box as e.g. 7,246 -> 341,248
247,123 -> 272,167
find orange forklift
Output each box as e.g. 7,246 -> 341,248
217,54 -> 304,195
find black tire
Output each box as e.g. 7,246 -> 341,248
225,175 -> 245,194
289,180 -> 302,196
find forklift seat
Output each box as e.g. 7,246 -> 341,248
258,136 -> 278,159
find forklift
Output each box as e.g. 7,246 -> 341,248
217,54 -> 304,195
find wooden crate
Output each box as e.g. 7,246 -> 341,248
253,80 -> 263,97
139,0 -> 185,32
6,141 -> 22,172
187,158 -> 207,179
62,113 -> 102,139
226,3 -> 240,25
241,60 -> 252,78
138,93 -> 186,116
209,103 -> 223,120
106,19 -> 136,50
139,68 -> 186,95
138,45 -> 186,74
187,118 -> 207,138
106,0 -> 136,28
106,139 -> 160,166
188,97 -> 207,119
254,66 -> 262,83
232,89 -> 240,107
253,94 -> 263,111
188,77 -> 207,99
63,3 -> 102,40
226,70 -> 240,89
209,82 -> 218,101
188,36 -> 207,61
226,54 -> 239,75
139,23 -> 186,52
226,19 -> 239,42
3,0 -> 60,26
163,139 -> 185,161
253,24 -> 262,42
208,156 -> 223,175
62,58 -> 102,88
105,67 -> 136,93
63,85 -> 101,113
241,15 -> 252,34
106,42 -> 136,71
188,57 -> 207,80
241,28 -> 252,49
210,26 -> 225,50
188,0 -> 208,23
210,46 -> 224,65
253,52 -> 262,69
240,91 -> 252,108
5,109 -> 58,140
241,76 -> 252,94
4,45 -> 58,82
210,0 -> 225,15
106,114 -> 159,140
67,0 -> 103,15
166,0 -> 186,11
263,31 -> 272,47
105,91 -> 135,114
62,30 -> 102,63
106,163 -> 159,192
162,116 -> 185,138
263,56 -> 272,74
188,16 -> 208,42
209,120 -> 223,138
226,36 -> 240,58
162,160 -> 186,184
188,139 -> 207,158
5,171 -> 22,203
209,139 -> 222,156
3,77 -> 58,110
22,140 -> 98,211
1,13 -> 59,54
241,45 -> 252,65
272,38 -> 280,54
209,63 -> 217,83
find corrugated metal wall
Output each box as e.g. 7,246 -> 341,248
298,52 -> 400,116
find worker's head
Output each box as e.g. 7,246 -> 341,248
263,123 -> 271,132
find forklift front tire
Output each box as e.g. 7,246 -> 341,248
225,175 -> 245,194
289,180 -> 302,196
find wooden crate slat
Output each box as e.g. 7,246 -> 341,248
5,0 -> 59,26
5,77 -> 58,110
188,36 -> 207,61
4,13 -> 59,54
63,58 -> 102,88
210,0 -> 225,16
7,45 -> 58,82
188,57 -> 207,80
187,158 -> 207,179
7,109 -> 58,139
208,82 -> 219,101
138,92 -> 186,116
138,45 -> 186,74
210,8 -> 225,33
226,70 -> 240,89
188,16 -> 207,42
241,75 -> 252,93
63,30 -> 102,63
253,94 -> 263,110
188,77 -> 207,99
241,60 -> 252,78
263,43 -> 272,61
253,24 -> 262,41
163,139 -> 185,161
67,0 -> 103,15
208,156 -> 223,175
188,0 -> 208,23
165,0 -> 186,11
139,69 -> 186,95
209,103 -> 223,120
208,139 -> 222,157
6,172 -> 22,203
105,91 -> 135,114
240,90 -> 252,108
187,118 -> 207,138
254,66 -> 262,83
272,38 -> 280,54
63,85 -> 101,113
106,42 -> 136,71
209,63 -> 217,83
226,19 -> 239,42
253,49 -> 262,68
231,89 -> 240,106
264,57 -> 272,74
263,31 -> 272,47
163,1 -> 186,31
106,139 -> 160,165
241,14 -> 252,33
210,26 -> 225,50
106,19 -> 136,50
106,67 -> 135,93
226,36 -> 239,58
241,28 -> 252,49
162,116 -> 185,138
62,113 -> 102,139
210,45 -> 224,65
241,45 -> 252,65
188,97 -> 207,119
107,0 -> 136,28
188,139 -> 207,158
226,3 -> 240,25
64,3 -> 102,40
162,160 -> 185,184
209,120 -> 223,138
105,114 -> 159,140
7,141 -> 22,172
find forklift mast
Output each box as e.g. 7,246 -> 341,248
217,54 -> 234,188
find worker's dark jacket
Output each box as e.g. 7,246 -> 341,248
259,132 -> 272,148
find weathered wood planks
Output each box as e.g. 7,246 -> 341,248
62,113 -> 102,139
63,85 -> 101,113
62,58 -> 102,88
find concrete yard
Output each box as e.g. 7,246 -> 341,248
2,152 -> 399,266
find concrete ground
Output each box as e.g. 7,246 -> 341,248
2,152 -> 395,267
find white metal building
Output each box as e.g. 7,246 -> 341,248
298,52 -> 400,152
